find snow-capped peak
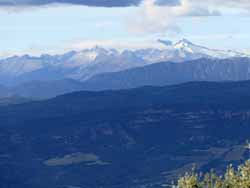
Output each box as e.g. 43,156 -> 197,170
174,38 -> 195,48
172,39 -> 202,55
89,46 -> 119,56
66,46 -> 119,67
134,38 -> 250,63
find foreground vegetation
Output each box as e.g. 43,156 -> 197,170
175,159 -> 250,188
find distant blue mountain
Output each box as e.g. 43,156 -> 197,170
81,57 -> 250,90
2,58 -> 250,99
0,79 -> 85,99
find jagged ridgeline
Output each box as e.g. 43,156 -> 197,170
0,39 -> 248,86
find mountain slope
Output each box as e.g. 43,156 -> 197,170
0,97 -> 31,106
11,79 -> 85,99
81,58 -> 250,91
0,79 -> 85,99
1,81 -> 250,188
0,84 -> 11,98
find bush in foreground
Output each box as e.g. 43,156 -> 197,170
175,160 -> 250,188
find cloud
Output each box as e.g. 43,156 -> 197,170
126,0 -> 250,35
157,39 -> 173,45
0,0 -> 183,7
184,6 -> 221,16
66,38 -> 165,50
187,0 -> 250,15
127,0 -> 221,35
0,0 -> 249,10
0,0 -> 142,7
192,0 -> 250,9
0,38 -> 168,58
154,0 -> 180,6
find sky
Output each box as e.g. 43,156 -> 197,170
1,0 -> 250,57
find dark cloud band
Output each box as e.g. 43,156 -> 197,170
0,0 -> 141,7
155,0 -> 180,6
0,0 -> 181,7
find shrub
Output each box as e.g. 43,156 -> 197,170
175,160 -> 250,188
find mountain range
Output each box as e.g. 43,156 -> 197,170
0,39 -> 248,86
3,57 -> 250,99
